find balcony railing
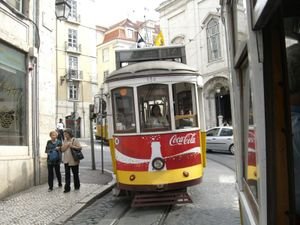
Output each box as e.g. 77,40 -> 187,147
66,69 -> 83,80
67,14 -> 81,24
65,42 -> 81,54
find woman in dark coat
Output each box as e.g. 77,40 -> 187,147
45,130 -> 62,192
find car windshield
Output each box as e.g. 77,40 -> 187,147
206,128 -> 220,136
220,128 -> 233,136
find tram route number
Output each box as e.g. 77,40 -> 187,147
147,77 -> 156,82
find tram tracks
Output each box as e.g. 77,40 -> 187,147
109,201 -> 172,225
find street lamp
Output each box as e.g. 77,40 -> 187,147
55,0 -> 71,21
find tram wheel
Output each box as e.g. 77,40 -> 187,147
229,144 -> 235,155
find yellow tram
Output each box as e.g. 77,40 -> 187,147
99,59 -> 206,206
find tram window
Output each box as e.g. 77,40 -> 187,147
241,62 -> 259,202
137,84 -> 170,132
172,83 -> 198,129
285,16 -> 300,216
111,87 -> 136,133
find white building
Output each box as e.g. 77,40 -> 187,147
56,0 -> 98,138
156,0 -> 232,128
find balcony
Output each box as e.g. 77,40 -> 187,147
67,14 -> 81,24
66,69 -> 83,81
65,42 -> 81,54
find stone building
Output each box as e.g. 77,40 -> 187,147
156,0 -> 232,128
0,0 -> 58,199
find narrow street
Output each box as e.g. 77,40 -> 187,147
64,141 -> 240,225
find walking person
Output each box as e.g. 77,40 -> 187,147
61,128 -> 82,193
56,118 -> 65,142
45,130 -> 62,192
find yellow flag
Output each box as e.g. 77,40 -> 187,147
154,31 -> 165,46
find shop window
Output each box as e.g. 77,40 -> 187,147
138,84 -> 170,132
0,43 -> 27,145
172,82 -> 198,129
112,87 -> 136,133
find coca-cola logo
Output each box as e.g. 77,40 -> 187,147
169,133 -> 196,146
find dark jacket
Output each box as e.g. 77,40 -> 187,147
45,139 -> 62,165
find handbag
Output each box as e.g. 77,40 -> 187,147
70,139 -> 84,161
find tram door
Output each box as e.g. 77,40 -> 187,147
259,7 -> 300,225
221,1 -> 300,224
283,16 -> 300,223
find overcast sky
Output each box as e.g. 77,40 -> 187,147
95,0 -> 164,27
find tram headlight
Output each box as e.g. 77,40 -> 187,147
152,157 -> 165,170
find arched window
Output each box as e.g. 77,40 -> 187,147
206,18 -> 222,62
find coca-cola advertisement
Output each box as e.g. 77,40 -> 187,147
113,131 -> 201,171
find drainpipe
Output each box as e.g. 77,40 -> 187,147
32,0 -> 40,185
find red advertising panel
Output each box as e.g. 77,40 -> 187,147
114,131 -> 201,171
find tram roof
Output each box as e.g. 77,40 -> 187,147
105,60 -> 199,82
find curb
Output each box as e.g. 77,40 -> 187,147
50,175 -> 116,225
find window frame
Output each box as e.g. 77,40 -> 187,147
4,0 -> 23,12
68,29 -> 78,48
68,82 -> 79,100
111,87 -> 136,134
67,0 -> 78,20
206,18 -> 222,62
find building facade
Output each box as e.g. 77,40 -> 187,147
156,0 -> 231,128
0,0 -> 57,199
96,18 -> 160,86
56,0 -> 98,138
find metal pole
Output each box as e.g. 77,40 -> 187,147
100,88 -> 104,174
73,101 -> 76,138
90,105 -> 96,170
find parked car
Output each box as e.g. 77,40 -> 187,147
206,126 -> 234,154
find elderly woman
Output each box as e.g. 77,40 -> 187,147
61,128 -> 82,193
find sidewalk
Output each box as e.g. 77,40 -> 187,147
0,138 -> 115,225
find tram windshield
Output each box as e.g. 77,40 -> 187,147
138,84 -> 170,132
